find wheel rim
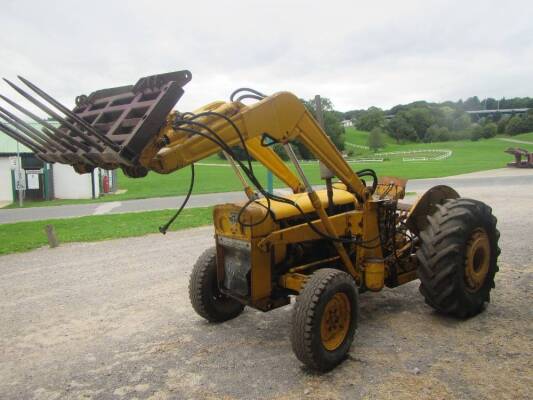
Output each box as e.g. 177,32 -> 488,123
320,292 -> 351,351
464,228 -> 491,292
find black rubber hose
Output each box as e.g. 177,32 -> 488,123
159,164 -> 195,234
230,88 -> 266,102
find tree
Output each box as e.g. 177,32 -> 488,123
355,107 -> 385,131
463,96 -> 482,111
471,124 -> 484,141
324,112 -> 345,151
505,116 -> 524,136
522,113 -> 533,133
302,97 -> 334,113
453,113 -> 472,131
482,122 -> 497,139
343,109 -> 365,121
484,98 -> 498,110
425,124 -> 441,142
501,112 -> 533,136
299,97 -> 345,159
436,126 -> 451,141
425,124 -> 452,142
434,106 -> 456,130
368,127 -> 385,152
497,116 -> 509,134
386,114 -> 417,143
402,107 -> 435,141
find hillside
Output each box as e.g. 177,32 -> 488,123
341,128 -> 533,179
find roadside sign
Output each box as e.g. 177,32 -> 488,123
27,173 -> 39,190
15,171 -> 26,190
9,156 -> 18,170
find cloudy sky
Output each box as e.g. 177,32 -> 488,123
1,0 -> 532,113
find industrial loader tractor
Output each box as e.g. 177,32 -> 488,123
0,70 -> 500,371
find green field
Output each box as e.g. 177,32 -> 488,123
509,132 -> 533,142
6,131 -> 533,209
0,207 -> 213,255
341,129 -> 533,178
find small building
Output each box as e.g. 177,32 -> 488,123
0,124 -> 116,205
341,119 -> 354,128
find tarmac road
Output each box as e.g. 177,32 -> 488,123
0,191 -> 248,224
0,169 -> 532,399
1,168 -> 532,224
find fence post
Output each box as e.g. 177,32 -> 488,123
44,225 -> 59,248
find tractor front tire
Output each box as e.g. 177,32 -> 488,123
188,247 -> 244,322
417,198 -> 500,318
290,269 -> 359,371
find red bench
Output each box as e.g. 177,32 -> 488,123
505,147 -> 533,168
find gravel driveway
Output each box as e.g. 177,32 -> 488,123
1,173 -> 532,399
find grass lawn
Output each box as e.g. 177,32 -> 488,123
503,132 -> 533,142
342,129 -> 533,179
5,131 -> 533,209
0,207 -> 213,255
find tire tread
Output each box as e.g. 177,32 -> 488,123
416,198 -> 500,318
291,268 -> 358,371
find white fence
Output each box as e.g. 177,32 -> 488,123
347,149 -> 452,163
345,142 -> 369,150
349,158 -> 384,163
373,149 -> 452,160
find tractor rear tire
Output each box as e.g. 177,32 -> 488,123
188,247 -> 245,322
290,268 -> 359,371
417,198 -> 500,318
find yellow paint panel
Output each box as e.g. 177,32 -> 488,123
256,188 -> 357,220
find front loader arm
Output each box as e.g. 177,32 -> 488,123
150,91 -> 368,200
243,137 -> 305,194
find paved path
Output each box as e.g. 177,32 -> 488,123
0,191 -> 248,224
497,137 -> 533,145
1,168 -> 532,224
0,173 -> 531,399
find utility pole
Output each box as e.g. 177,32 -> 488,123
16,141 -> 24,207
267,168 -> 273,194
265,138 -> 274,194
315,95 -> 335,214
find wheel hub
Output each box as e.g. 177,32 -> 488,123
464,228 -> 490,292
320,292 -> 351,351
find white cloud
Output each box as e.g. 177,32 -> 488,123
0,0 -> 532,112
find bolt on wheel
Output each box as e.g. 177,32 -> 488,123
464,228 -> 490,292
290,268 -> 359,371
320,292 -> 351,351
417,198 -> 500,318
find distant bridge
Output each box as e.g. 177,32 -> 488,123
466,108 -> 529,118
384,108 -> 529,120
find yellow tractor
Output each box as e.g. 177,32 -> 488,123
0,70 -> 500,371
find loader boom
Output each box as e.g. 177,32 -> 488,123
147,91 -> 369,200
